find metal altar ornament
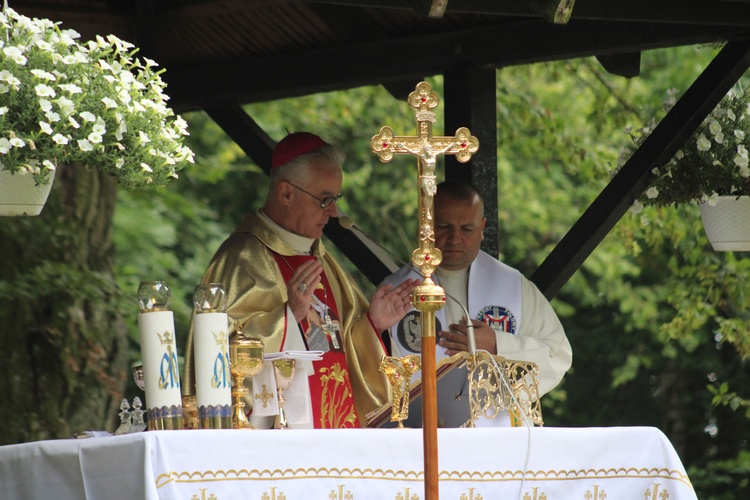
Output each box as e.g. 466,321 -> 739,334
229,323 -> 265,429
466,353 -> 544,428
381,354 -> 421,428
371,80 -> 478,500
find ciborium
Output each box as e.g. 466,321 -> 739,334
271,358 -> 296,430
229,325 -> 265,429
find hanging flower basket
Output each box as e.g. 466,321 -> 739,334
0,167 -> 54,216
0,7 -> 195,215
699,195 -> 750,251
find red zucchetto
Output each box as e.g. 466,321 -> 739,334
271,132 -> 328,169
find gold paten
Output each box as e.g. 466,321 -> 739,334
380,354 -> 421,428
466,352 -> 544,427
229,324 -> 264,429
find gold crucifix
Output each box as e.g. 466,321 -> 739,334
370,81 -> 478,500
370,81 -> 478,280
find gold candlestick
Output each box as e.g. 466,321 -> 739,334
229,325 -> 265,429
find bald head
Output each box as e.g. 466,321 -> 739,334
434,180 -> 486,271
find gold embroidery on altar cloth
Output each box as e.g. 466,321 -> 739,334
261,486 -> 286,500
191,488 -> 217,500
395,487 -> 420,500
522,486 -> 546,500
460,487 -> 482,500
154,466 -> 691,490
329,484 -> 354,499
586,484 -> 606,499
319,363 -> 357,428
644,483 -> 671,500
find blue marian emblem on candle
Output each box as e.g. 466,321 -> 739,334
158,330 -> 181,389
211,330 -> 230,389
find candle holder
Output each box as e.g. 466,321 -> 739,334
229,325 -> 265,429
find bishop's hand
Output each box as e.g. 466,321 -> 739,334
286,259 -> 323,323
368,278 -> 421,333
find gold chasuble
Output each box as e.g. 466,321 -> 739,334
184,212 -> 390,428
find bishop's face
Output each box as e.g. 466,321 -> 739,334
283,158 -> 342,239
434,195 -> 486,271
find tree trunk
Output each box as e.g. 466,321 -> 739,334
0,163 -> 128,444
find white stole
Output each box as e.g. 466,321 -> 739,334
387,251 -> 523,364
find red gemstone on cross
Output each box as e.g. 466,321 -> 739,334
383,142 -> 389,148
420,296 -> 426,302
425,255 -> 430,261
461,142 -> 467,148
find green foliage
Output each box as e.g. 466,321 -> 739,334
104,44 -> 750,497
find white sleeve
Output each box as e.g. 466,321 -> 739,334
494,277 -> 572,396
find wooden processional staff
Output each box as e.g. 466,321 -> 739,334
370,81 -> 478,500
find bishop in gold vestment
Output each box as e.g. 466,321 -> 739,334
184,132 -> 417,428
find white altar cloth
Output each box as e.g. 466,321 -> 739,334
0,426 -> 696,499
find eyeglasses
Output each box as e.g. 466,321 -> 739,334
288,182 -> 343,208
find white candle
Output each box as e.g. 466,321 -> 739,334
137,310 -> 183,428
193,312 -> 232,426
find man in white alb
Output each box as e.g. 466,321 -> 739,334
383,180 -> 572,422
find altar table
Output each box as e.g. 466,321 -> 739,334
0,426 -> 696,499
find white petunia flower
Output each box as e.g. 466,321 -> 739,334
80,111 -> 96,122
39,122 -> 53,134
34,84 -> 55,98
696,134 -> 711,152
101,97 -> 117,108
77,139 -> 93,151
10,137 -> 26,148
52,134 -> 69,145
0,138 -> 12,154
3,46 -> 27,65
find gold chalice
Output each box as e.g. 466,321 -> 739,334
229,326 -> 265,429
272,358 -> 296,430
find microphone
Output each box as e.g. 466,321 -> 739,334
443,290 -> 476,355
337,215 -> 405,271
337,215 -> 355,231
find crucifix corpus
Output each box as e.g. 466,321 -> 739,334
370,81 -> 478,500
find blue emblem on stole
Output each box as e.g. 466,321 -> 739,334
475,305 -> 517,334
396,310 -> 443,353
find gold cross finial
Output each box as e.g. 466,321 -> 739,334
370,81 -> 478,280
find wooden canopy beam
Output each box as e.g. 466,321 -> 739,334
531,40 -> 750,300
164,20 -> 740,111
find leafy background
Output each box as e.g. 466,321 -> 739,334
1,43 -> 748,497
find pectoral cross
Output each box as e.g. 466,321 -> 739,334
321,313 -> 342,350
370,81 -> 478,279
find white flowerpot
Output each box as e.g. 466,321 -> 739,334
699,195 -> 750,251
0,169 -> 55,216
